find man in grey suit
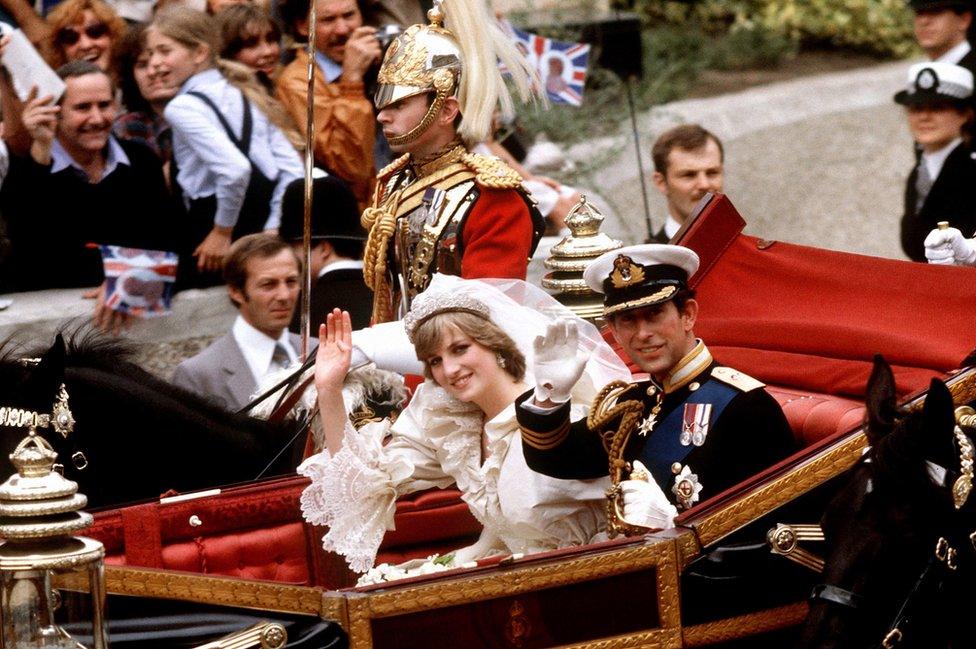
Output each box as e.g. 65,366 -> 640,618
173,233 -> 303,411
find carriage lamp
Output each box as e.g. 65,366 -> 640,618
0,432 -> 106,649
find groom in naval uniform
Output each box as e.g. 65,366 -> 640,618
516,244 -> 795,524
173,233 -> 302,411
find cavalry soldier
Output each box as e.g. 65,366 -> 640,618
359,0 -> 544,323
516,244 -> 796,529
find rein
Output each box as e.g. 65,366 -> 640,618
811,534 -> 966,649
873,537 -> 959,649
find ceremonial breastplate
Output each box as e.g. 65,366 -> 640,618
387,170 -> 477,314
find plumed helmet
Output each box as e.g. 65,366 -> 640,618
372,0 -> 540,146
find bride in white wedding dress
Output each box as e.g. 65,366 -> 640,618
298,275 -> 630,574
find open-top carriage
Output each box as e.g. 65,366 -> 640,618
9,193 -> 976,648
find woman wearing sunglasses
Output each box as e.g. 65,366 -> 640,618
43,0 -> 126,72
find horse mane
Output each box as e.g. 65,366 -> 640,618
15,328 -> 283,434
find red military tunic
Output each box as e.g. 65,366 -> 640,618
361,144 -> 544,322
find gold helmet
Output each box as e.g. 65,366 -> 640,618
374,6 -> 461,147
373,0 -> 540,147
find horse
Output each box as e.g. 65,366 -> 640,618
798,357 -> 976,648
0,332 -> 308,509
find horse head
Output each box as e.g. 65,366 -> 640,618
799,356 -> 974,649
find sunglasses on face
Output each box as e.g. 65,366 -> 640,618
56,23 -> 109,47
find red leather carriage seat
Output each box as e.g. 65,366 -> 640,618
765,385 -> 864,447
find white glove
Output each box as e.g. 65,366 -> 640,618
621,461 -> 678,530
924,227 -> 976,266
350,321 -> 424,376
532,319 -> 590,404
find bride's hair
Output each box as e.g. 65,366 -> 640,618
413,312 -> 525,382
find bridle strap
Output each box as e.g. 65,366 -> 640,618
873,537 -> 957,649
810,583 -> 862,609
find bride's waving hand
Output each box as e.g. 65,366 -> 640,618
314,308 -> 353,455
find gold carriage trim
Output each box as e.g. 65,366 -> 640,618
519,419 -> 571,450
604,286 -> 678,317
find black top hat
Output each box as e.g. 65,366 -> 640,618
279,173 -> 365,243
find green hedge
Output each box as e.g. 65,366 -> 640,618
631,0 -> 918,57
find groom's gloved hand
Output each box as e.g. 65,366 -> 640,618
621,461 -> 677,530
533,319 -> 590,404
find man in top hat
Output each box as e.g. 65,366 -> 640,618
515,244 -> 795,528
359,0 -> 546,324
894,61 -> 976,261
279,174 -> 373,332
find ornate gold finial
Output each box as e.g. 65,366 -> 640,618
0,432 -> 92,540
9,432 -> 58,478
427,0 -> 444,27
564,194 -> 604,237
542,195 -> 622,322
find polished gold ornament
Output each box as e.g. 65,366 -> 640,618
542,195 -> 623,322
0,383 -> 75,438
0,431 -> 107,648
953,406 -> 975,509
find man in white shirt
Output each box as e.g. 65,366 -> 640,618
172,233 -> 302,411
648,124 -> 725,243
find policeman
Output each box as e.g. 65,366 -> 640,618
360,0 -> 545,323
895,61 -> 976,261
516,244 -> 796,529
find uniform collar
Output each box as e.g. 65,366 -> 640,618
409,141 -> 466,178
661,340 -> 711,394
921,137 -> 962,181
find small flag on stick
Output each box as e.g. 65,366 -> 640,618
98,245 -> 178,317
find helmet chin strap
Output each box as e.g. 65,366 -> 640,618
386,72 -> 455,148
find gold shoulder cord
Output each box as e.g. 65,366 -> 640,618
460,152 -> 524,189
586,381 -> 648,538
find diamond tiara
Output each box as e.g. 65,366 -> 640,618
403,292 -> 491,343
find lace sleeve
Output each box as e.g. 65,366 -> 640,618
297,419 -> 415,573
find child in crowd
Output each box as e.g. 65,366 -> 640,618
146,5 -> 302,283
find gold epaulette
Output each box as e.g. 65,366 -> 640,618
711,366 -> 765,392
460,152 -> 524,190
587,380 -> 643,432
377,154 -> 410,181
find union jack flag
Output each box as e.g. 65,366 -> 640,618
97,245 -> 178,318
505,25 -> 591,107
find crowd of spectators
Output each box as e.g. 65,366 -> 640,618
0,0 -> 972,328
0,0 -> 383,329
